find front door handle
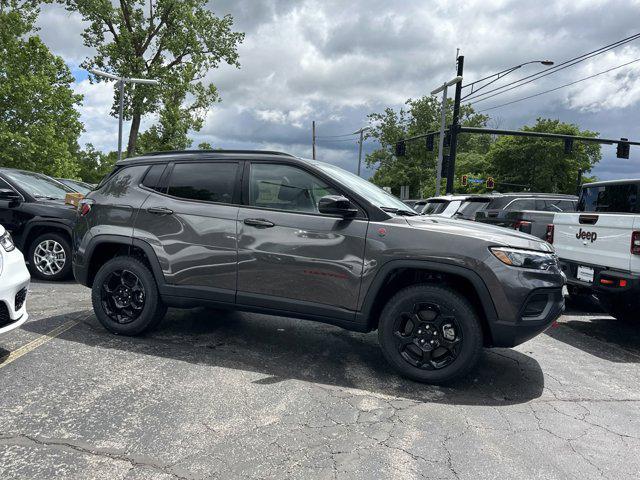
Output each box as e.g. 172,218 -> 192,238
244,218 -> 275,228
147,206 -> 173,215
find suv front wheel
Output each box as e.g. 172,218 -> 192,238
92,256 -> 167,335
378,285 -> 483,384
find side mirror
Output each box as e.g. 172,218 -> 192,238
0,188 -> 21,203
318,195 -> 358,218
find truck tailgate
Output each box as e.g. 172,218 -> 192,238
553,213 -> 635,272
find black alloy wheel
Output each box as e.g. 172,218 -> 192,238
101,269 -> 146,324
392,302 -> 462,370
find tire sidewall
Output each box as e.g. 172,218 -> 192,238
28,232 -> 72,281
378,285 -> 483,384
92,256 -> 165,335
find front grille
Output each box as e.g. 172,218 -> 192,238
15,287 -> 27,311
0,302 -> 11,328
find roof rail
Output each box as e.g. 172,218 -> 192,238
140,149 -> 295,157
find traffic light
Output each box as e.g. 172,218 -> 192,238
564,138 -> 573,154
486,177 -> 495,189
395,141 -> 406,157
461,175 -> 468,186
617,138 -> 630,159
426,134 -> 434,151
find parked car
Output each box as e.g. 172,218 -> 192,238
475,192 -> 578,239
73,150 -> 564,383
420,195 -> 492,220
402,199 -> 425,210
56,178 -> 94,195
550,179 -> 640,322
0,168 -> 78,280
0,224 -> 30,335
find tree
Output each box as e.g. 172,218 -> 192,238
0,1 -> 83,177
365,96 -> 490,198
197,142 -> 213,150
63,0 -> 244,156
486,118 -> 601,193
75,144 -> 117,184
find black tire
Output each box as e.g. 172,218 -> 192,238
27,232 -> 73,281
91,256 -> 167,335
378,284 -> 483,384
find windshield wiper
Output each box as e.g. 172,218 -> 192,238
380,206 -> 418,216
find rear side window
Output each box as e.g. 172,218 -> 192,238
507,199 -> 535,211
142,164 -> 167,192
578,184 -> 639,213
167,162 -> 238,203
485,197 -> 511,210
542,199 -> 576,212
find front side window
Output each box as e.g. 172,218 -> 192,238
142,164 -> 167,192
2,170 -> 75,200
508,199 -> 535,211
167,162 -> 238,203
249,163 -> 339,214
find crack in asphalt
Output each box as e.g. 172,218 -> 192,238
0,433 -> 199,480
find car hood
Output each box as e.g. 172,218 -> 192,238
406,215 -> 552,252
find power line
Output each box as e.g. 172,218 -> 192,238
466,32 -> 640,104
477,57 -> 640,112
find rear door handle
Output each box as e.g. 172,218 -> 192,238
147,206 -> 173,215
244,218 -> 275,228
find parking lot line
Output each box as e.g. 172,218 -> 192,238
0,319 -> 80,369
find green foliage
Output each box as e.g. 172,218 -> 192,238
486,118 -> 601,194
365,96 -> 489,198
75,144 -> 117,184
0,1 -> 83,177
63,0 -> 244,155
197,142 -> 213,150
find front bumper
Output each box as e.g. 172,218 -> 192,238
0,248 -> 30,334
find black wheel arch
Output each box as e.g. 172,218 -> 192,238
21,219 -> 73,251
80,235 -> 165,289
357,260 -> 498,341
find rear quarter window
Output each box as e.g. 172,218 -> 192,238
578,183 -> 639,213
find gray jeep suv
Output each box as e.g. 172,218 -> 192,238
72,150 -> 564,383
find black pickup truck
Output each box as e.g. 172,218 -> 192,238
475,193 -> 578,239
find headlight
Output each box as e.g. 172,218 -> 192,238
490,247 -> 557,270
0,231 -> 15,252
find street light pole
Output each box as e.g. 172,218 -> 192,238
446,56 -> 464,195
353,126 -> 371,176
88,69 -> 160,161
432,76 -> 463,196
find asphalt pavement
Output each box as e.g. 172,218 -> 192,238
1,281 -> 639,479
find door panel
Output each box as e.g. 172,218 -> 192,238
237,208 -> 368,310
133,162 -> 240,300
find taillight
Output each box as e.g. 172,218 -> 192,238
631,231 -> 640,255
514,220 -> 532,233
545,224 -> 554,244
78,199 -> 93,217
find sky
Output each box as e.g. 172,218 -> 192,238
35,0 -> 640,181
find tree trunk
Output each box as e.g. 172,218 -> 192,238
126,113 -> 141,156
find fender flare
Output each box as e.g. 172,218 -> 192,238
358,259 -> 498,330
81,234 -> 166,287
20,219 -> 73,250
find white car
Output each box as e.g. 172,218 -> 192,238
0,224 -> 30,334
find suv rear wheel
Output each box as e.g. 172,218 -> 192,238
27,232 -> 72,281
91,256 -> 167,335
378,285 -> 483,384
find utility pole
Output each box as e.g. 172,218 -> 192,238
431,76 -> 462,196
312,121 -> 316,160
353,126 -> 371,176
446,55 -> 464,194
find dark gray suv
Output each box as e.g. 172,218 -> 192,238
72,150 -> 564,383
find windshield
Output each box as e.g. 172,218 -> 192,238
4,170 -> 75,200
312,161 -> 412,212
421,201 -> 449,215
59,179 -> 92,195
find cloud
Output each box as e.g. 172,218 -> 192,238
33,0 -> 640,180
